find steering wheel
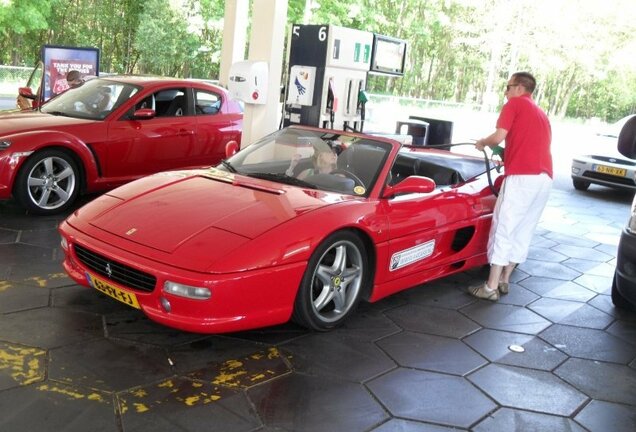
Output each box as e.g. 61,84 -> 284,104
331,169 -> 365,187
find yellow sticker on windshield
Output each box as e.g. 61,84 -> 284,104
353,186 -> 366,195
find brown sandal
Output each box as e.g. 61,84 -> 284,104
469,283 -> 500,301
498,282 -> 509,295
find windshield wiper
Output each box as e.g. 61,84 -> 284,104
44,111 -> 71,117
221,160 -> 238,173
246,172 -> 317,189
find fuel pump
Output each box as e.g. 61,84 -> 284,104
284,25 -> 406,132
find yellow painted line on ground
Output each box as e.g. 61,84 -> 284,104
0,281 -> 12,292
36,383 -> 107,403
0,343 -> 46,386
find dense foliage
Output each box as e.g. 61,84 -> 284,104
1,0 -> 634,121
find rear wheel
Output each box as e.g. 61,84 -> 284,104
572,178 -> 590,191
292,231 -> 368,331
14,149 -> 80,215
611,273 -> 634,310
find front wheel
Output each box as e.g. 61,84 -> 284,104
292,231 -> 369,331
572,178 -> 590,191
611,273 -> 634,310
14,149 -> 80,215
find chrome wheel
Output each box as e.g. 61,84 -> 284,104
15,149 -> 80,215
293,231 -> 368,330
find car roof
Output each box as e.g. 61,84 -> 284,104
98,75 -> 223,89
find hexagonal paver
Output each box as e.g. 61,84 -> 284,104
332,302 -> 402,341
52,285 -> 134,315
385,304 -> 481,338
0,280 -> 50,313
606,320 -> 636,345
118,376 -> 259,432
1,243 -> 56,267
0,227 -> 18,244
468,364 -> 587,416
520,277 -> 577,296
187,346 -> 290,389
0,381 -> 114,432
281,334 -> 393,382
528,298 -> 614,329
517,260 -> 581,280
370,418 -> 458,431
49,338 -> 173,392
495,284 -> 539,307
554,358 -> 636,406
105,311 -> 205,347
574,400 -> 636,432
562,259 -> 616,277
588,295 -> 636,321
249,374 -> 388,432
526,246 -> 568,263
552,244 -> 614,262
377,331 -> 486,375
367,368 -> 496,428
543,231 -> 600,248
461,302 -> 551,335
0,307 -> 102,349
573,274 -> 612,294
463,329 -> 567,371
540,324 -> 636,363
540,281 -> 597,302
401,282 -> 477,310
19,228 -> 65,249
472,407 -> 587,432
0,341 -> 46,390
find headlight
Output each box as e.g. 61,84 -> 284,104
163,281 -> 211,300
0,140 -> 11,150
628,194 -> 636,233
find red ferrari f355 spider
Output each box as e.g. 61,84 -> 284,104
59,126 -> 502,333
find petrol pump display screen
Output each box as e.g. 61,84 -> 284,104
370,35 -> 407,76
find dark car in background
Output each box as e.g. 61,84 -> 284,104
0,76 -> 242,214
613,115 -> 636,310
571,115 -> 636,191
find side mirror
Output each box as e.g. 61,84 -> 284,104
18,87 -> 36,100
225,140 -> 239,158
132,108 -> 156,119
617,116 -> 636,159
382,175 -> 436,198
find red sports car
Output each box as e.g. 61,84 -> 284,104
59,126 -> 502,333
0,76 -> 242,214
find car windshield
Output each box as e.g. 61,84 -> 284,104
41,78 -> 140,120
219,128 -> 393,197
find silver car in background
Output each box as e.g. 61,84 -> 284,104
571,115 -> 636,191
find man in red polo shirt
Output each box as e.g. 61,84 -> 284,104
470,71 -> 553,300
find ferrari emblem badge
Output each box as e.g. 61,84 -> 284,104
105,263 -> 113,278
126,228 -> 137,236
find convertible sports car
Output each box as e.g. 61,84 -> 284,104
59,126 -> 502,333
0,76 -> 242,214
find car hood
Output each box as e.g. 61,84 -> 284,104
88,170 -> 349,254
0,111 -> 95,136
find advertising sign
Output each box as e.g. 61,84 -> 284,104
41,45 -> 100,100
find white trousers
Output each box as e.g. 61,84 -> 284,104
488,173 -> 552,266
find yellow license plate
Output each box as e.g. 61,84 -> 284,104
595,165 -> 626,177
86,272 -> 141,309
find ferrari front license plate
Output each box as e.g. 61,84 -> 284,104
594,164 -> 626,177
86,272 -> 141,309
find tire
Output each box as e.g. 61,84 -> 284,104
14,149 -> 80,215
292,231 -> 369,331
611,273 -> 634,310
572,178 -> 590,191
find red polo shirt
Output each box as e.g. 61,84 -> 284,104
496,94 -> 552,178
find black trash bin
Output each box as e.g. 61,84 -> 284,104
409,116 -> 454,149
395,119 -> 429,146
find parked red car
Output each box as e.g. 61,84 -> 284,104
0,76 -> 242,214
60,125 -> 502,334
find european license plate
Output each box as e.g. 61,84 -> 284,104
594,164 -> 626,177
86,272 -> 141,309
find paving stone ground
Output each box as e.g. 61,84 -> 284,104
1,186 -> 635,432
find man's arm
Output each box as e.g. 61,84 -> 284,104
475,128 -> 508,151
